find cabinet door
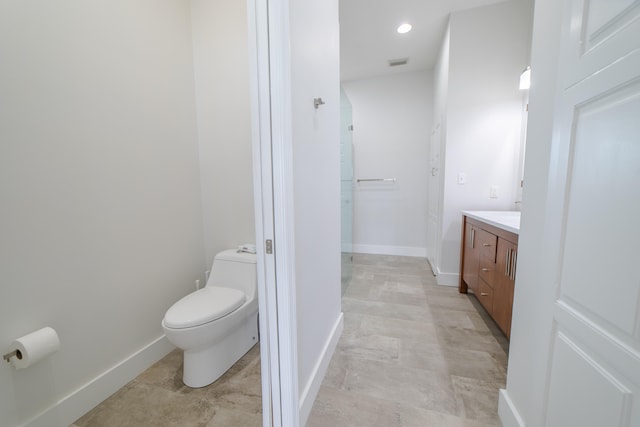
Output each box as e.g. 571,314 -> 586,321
494,238 -> 516,337
462,222 -> 479,293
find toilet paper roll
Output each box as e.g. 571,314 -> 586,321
9,327 -> 60,369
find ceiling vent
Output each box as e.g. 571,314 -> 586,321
388,57 -> 409,67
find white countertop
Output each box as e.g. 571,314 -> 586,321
462,210 -> 521,234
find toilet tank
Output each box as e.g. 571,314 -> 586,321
207,249 -> 257,300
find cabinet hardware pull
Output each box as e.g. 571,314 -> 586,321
511,251 -> 517,281
506,249 -> 511,277
481,292 -> 489,296
510,252 -> 514,281
471,229 -> 475,248
482,268 -> 489,272
483,243 -> 491,247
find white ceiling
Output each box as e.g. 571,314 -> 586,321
339,0 -> 510,82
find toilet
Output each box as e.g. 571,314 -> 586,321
162,249 -> 258,388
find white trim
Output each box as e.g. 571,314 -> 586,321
23,336 -> 173,427
435,268 -> 459,287
352,244 -> 427,258
264,0 -> 301,426
499,389 -> 526,427
246,0 -> 280,424
298,313 -> 344,426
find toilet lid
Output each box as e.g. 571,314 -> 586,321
163,287 -> 246,329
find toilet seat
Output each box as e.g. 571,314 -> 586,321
164,287 -> 246,329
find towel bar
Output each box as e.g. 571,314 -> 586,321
356,178 -> 396,183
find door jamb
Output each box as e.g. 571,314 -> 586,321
247,0 -> 300,426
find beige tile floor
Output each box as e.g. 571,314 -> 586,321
306,254 -> 508,427
71,344 -> 262,427
72,253 -> 508,426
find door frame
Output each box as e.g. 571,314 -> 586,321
247,0 -> 300,426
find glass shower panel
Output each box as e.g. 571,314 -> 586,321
340,87 -> 354,295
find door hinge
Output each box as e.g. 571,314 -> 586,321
265,239 -> 273,254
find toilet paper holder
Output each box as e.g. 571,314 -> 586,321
4,327 -> 61,369
3,349 -> 22,363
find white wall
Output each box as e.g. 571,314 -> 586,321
0,1 -> 248,426
289,0 -> 343,423
342,71 -> 433,257
191,0 -> 255,266
436,0 -> 533,283
433,26 -> 450,128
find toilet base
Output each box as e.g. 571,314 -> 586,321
182,313 -> 259,388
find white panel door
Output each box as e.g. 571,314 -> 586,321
543,1 -> 640,425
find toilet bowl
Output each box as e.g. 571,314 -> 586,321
162,249 -> 258,388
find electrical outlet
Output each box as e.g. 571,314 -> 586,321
490,185 -> 499,198
457,173 -> 466,185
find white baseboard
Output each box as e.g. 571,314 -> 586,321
24,336 -> 174,427
435,268 -> 459,287
352,244 -> 427,258
499,388 -> 525,427
298,312 -> 344,426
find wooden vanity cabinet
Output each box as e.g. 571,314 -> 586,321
459,215 -> 518,338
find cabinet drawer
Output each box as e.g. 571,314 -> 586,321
477,279 -> 494,315
479,258 -> 495,286
476,228 -> 497,262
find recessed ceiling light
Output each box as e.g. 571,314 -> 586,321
397,23 -> 412,34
